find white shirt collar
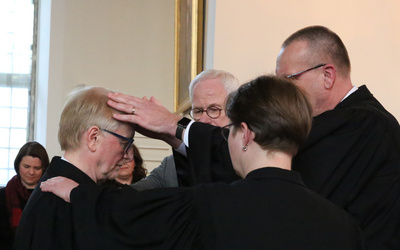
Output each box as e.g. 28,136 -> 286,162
340,86 -> 358,102
61,156 -> 70,163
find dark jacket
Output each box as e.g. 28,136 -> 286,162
0,188 -> 13,250
177,85 -> 400,249
14,157 -> 101,250
68,167 -> 365,249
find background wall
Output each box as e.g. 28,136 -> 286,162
43,0 -> 175,170
209,0 -> 400,120
41,0 -> 400,172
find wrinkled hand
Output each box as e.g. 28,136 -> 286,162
40,177 -> 79,203
108,93 -> 183,147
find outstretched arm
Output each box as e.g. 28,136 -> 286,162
107,93 -> 183,148
40,177 -> 79,203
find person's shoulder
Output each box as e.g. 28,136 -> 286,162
161,154 -> 175,165
318,98 -> 399,134
339,86 -> 398,123
23,185 -> 65,212
151,154 -> 176,179
161,154 -> 176,169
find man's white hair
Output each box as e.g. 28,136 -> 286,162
188,69 -> 240,101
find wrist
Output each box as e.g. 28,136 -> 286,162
159,133 -> 182,148
175,117 -> 191,141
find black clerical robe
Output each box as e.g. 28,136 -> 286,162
14,157 -> 102,250
69,167 -> 365,249
176,122 -> 237,186
178,85 -> 400,249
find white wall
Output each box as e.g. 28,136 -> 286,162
41,0 -> 175,170
39,0 -> 400,170
210,0 -> 400,120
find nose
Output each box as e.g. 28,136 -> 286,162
198,112 -> 212,124
124,147 -> 134,162
29,167 -> 35,175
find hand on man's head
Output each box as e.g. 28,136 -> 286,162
107,92 -> 182,144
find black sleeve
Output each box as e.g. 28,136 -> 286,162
173,149 -> 194,187
182,122 -> 239,186
70,184 -> 202,249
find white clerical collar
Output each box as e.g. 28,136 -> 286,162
340,86 -> 358,102
61,156 -> 70,163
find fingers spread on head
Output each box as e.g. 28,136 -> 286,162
108,93 -> 143,110
108,92 -> 132,103
107,100 -> 133,114
112,113 -> 141,126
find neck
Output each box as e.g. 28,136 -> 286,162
22,182 -> 37,189
333,78 -> 353,101
239,144 -> 292,178
116,175 -> 133,185
63,150 -> 98,183
318,78 -> 353,116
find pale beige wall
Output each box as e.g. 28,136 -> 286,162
42,0 -> 400,171
44,0 -> 175,170
210,0 -> 400,121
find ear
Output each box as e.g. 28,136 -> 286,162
323,64 -> 336,89
86,126 -> 101,152
240,122 -> 254,147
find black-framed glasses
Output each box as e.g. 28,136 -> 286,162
220,124 -> 234,142
101,129 -> 134,154
286,64 -> 326,79
189,106 -> 223,121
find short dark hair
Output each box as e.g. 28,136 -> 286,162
226,75 -> 312,156
282,25 -> 351,77
131,144 -> 147,183
14,141 -> 50,176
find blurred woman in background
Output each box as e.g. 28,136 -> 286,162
0,141 -> 49,249
103,144 -> 147,186
115,144 -> 147,184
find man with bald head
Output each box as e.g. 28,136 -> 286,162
273,25 -> 400,249
106,26 -> 400,249
182,26 -> 400,249
275,26 -> 353,117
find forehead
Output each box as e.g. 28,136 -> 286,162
276,40 -> 309,76
116,123 -> 135,137
20,155 -> 42,166
192,78 -> 228,106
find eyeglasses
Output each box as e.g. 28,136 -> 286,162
286,64 -> 326,79
190,106 -> 223,121
220,124 -> 234,142
101,129 -> 134,154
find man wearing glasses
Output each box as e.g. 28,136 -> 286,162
183,26 -> 400,248
108,26 -> 400,249
190,26 -> 400,248
15,86 -> 135,249
275,26 -> 400,249
131,69 -> 240,190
